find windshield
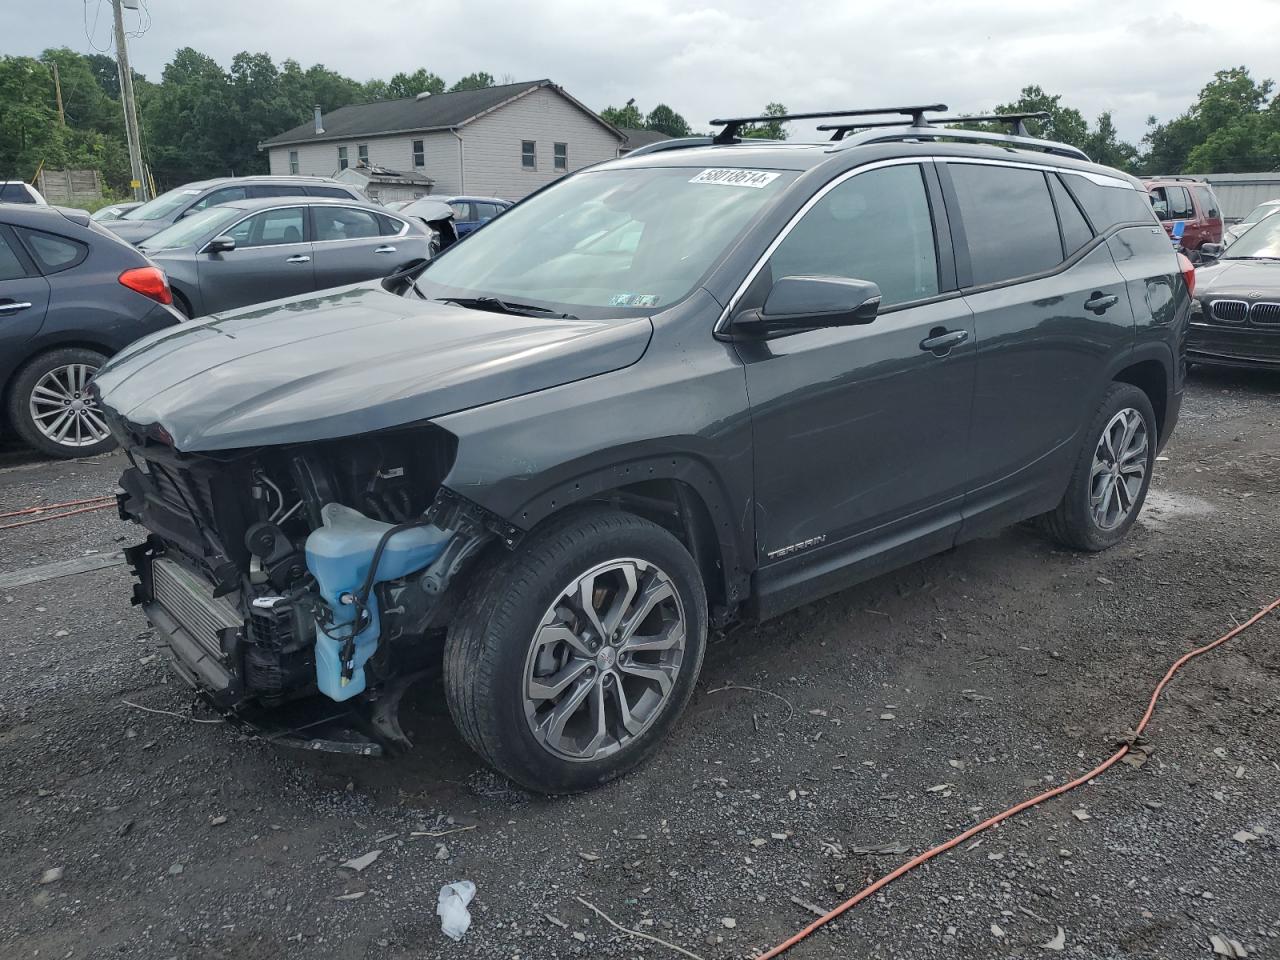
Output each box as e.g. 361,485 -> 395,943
1240,202 -> 1279,226
124,187 -> 202,221
1224,214 -> 1280,260
418,165 -> 797,316
140,206 -> 242,251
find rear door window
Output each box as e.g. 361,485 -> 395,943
449,201 -> 473,221
0,231 -> 28,280
313,207 -> 383,242
17,229 -> 87,273
226,207 -> 307,248
1048,175 -> 1094,256
190,185 -> 249,212
769,163 -> 939,308
306,186 -> 357,200
1168,186 -> 1193,219
252,184 -> 307,199
948,164 -> 1061,286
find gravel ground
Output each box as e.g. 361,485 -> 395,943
2,368 -> 1278,960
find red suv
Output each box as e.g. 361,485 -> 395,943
1142,177 -> 1223,253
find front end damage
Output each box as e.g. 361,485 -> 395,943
114,422 -> 516,754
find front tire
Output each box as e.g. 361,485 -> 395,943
1039,382 -> 1156,551
7,348 -> 117,459
444,508 -> 707,794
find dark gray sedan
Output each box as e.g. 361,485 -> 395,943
138,198 -> 432,317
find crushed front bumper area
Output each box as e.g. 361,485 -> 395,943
123,536 -> 418,756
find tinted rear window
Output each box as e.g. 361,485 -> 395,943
0,183 -> 36,203
1062,175 -> 1155,233
950,164 -> 1061,286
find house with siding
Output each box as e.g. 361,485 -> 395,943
259,80 -> 625,202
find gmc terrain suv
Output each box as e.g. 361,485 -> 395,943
93,105 -> 1190,794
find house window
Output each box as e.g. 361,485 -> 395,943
288,150 -> 299,174
521,140 -> 536,170
554,142 -> 567,171
358,143 -> 369,165
337,145 -> 348,170
412,140 -> 425,168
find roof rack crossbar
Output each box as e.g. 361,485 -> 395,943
819,111 -> 1051,141
709,104 -> 947,145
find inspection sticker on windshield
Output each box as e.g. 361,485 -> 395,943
690,168 -> 781,188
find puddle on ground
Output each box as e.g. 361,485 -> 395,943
1140,489 -> 1217,532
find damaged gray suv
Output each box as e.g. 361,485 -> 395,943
94,105 -> 1190,793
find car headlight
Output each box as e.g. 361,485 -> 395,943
1190,299 -> 1203,316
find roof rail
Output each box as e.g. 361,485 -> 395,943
1138,175 -> 1203,182
836,124 -> 1089,162
820,111 -> 1051,141
709,104 -> 947,145
625,136 -> 717,157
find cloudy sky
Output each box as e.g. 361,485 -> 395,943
12,0 -> 1280,144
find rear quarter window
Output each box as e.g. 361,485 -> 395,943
307,186 -> 360,200
1193,186 -> 1221,219
1062,175 -> 1157,234
17,229 -> 88,274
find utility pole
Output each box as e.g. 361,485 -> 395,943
111,0 -> 150,201
49,60 -> 65,125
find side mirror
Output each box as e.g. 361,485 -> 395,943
1199,242 -> 1224,261
204,235 -> 236,254
734,276 -> 881,335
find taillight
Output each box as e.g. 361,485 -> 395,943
1176,252 -> 1195,298
118,266 -> 173,306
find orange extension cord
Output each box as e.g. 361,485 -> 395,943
0,496 -> 115,530
757,596 -> 1280,959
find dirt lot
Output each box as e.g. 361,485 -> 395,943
2,368 -> 1278,960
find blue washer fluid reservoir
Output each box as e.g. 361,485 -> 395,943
305,503 -> 452,702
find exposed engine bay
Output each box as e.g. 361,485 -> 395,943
115,422 -> 512,752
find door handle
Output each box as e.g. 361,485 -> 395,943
1084,292 -> 1119,314
0,301 -> 33,314
286,255 -> 311,264
374,245 -> 397,254
920,328 -> 969,356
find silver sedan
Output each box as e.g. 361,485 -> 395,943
139,197 -> 433,317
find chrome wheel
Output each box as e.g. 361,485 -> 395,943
28,363 -> 110,448
1090,407 -> 1148,530
523,558 -> 686,762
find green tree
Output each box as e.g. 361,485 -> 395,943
738,102 -> 788,140
450,72 -> 495,93
644,103 -> 690,138
600,101 -> 645,129
387,69 -> 445,99
1080,111 -> 1138,172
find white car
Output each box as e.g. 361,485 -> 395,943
0,181 -> 47,204
1225,198 -> 1280,245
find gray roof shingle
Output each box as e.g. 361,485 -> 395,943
261,80 -> 620,148
620,127 -> 673,150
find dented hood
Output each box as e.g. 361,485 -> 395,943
93,283 -> 652,451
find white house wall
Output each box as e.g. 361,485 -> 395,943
265,87 -> 620,201
268,131 -> 462,194
458,86 -> 620,199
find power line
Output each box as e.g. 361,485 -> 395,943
82,0 -> 112,53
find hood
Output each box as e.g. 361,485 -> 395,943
93,283 -> 653,452
1195,258 -> 1280,298
102,218 -> 166,245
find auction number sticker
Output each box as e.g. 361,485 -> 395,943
690,168 -> 780,188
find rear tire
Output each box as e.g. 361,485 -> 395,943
1038,382 -> 1155,551
444,508 -> 707,794
7,348 -> 117,459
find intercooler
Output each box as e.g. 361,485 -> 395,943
151,557 -> 241,661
